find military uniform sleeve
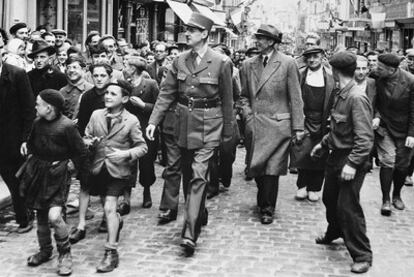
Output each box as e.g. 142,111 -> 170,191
219,57 -> 234,139
287,59 -> 305,131
239,61 -> 253,118
347,94 -> 374,168
128,119 -> 148,160
148,58 -> 179,127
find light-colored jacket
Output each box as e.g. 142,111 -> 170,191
85,108 -> 147,179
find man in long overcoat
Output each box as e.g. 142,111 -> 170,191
239,24 -> 304,224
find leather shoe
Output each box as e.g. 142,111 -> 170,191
17,220 -> 33,234
315,234 -> 339,245
96,249 -> 119,273
350,261 -> 371,274
201,209 -> 208,226
57,250 -> 72,276
158,209 -> 177,225
180,238 -> 196,256
380,201 -> 392,216
392,197 -> 405,210
117,202 -> 130,216
98,217 -> 107,233
27,251 -> 52,267
260,214 -> 273,225
142,188 -> 152,208
69,228 -> 85,244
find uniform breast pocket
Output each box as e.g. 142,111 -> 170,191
331,112 -> 349,135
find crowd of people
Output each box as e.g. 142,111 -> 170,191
0,11 -> 414,276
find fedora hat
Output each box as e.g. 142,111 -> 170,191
254,24 -> 282,43
28,39 -> 56,59
185,12 -> 214,32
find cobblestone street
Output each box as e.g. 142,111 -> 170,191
1,149 -> 414,277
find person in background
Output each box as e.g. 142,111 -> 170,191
84,31 -> 101,66
51,29 -> 67,53
117,38 -> 129,56
145,51 -> 155,65
99,35 -> 124,71
147,42 -> 168,85
9,23 -> 29,42
295,32 -> 322,70
4,38 -> 31,71
56,45 -> 70,73
85,44 -> 124,83
366,51 -> 379,80
41,32 -> 56,47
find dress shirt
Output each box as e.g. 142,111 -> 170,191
306,66 -> 325,87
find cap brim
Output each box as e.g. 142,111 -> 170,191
185,22 -> 206,30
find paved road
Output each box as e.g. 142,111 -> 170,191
0,149 -> 414,277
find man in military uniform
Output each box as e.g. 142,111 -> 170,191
311,51 -> 373,274
146,12 -> 233,256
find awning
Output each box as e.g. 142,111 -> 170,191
191,3 -> 226,26
166,0 -> 193,24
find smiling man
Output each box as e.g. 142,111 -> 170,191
146,12 -> 233,256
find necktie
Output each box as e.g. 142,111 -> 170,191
263,55 -> 268,67
106,117 -> 112,133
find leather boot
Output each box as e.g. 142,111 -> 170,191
96,248 -> 119,273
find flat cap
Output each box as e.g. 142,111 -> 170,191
303,46 -> 324,56
9,22 -> 27,35
39,89 -> 65,112
186,12 -> 214,32
378,53 -> 401,68
51,29 -> 67,36
329,51 -> 357,70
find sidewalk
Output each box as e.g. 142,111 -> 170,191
0,177 -> 11,210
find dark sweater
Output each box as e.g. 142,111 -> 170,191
77,87 -> 106,136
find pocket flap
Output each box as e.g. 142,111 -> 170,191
177,72 -> 187,81
199,77 -> 219,85
273,113 -> 291,120
332,113 -> 347,123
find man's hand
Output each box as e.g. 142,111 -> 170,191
106,149 -> 130,162
341,164 -> 356,181
294,130 -> 305,144
146,124 -> 156,141
130,96 -> 145,109
310,143 -> 322,158
372,118 -> 380,130
20,142 -> 28,156
406,136 -> 414,148
83,136 -> 103,148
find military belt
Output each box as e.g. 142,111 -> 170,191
178,97 -> 221,110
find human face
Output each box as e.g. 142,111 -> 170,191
304,37 -> 318,50
154,44 -> 167,62
105,85 -> 127,109
66,61 -> 84,83
255,35 -> 274,54
170,48 -> 179,58
92,52 -> 109,64
17,44 -> 26,56
15,28 -> 29,41
306,52 -> 323,70
102,39 -> 117,54
55,34 -> 66,47
44,35 -> 56,47
367,55 -> 378,71
185,26 -> 207,48
57,51 -> 68,64
354,60 -> 369,82
376,61 -> 394,78
146,55 -> 155,64
92,67 -> 111,89
35,96 -> 50,118
90,35 -> 100,47
34,51 -> 51,70
123,61 -> 137,79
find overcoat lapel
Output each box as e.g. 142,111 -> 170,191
193,48 -> 212,75
256,51 -> 281,95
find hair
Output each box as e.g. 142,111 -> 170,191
366,51 -> 378,57
65,54 -> 86,67
90,44 -> 109,56
85,31 -> 100,47
356,55 -> 368,63
36,24 -> 48,32
305,33 -> 321,45
145,51 -> 154,57
154,42 -> 167,52
105,80 -> 132,97
89,62 -> 113,76
0,28 -> 9,45
67,46 -> 82,57
41,32 -> 54,40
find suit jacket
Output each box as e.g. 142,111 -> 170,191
239,50 -> 304,176
149,48 -> 234,150
147,61 -> 162,85
85,108 -> 148,179
0,63 -> 35,165
375,69 -> 414,138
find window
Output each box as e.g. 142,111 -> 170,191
37,0 -> 58,30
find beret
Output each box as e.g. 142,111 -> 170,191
329,51 -> 357,70
378,53 -> 401,68
303,46 -> 324,56
39,89 -> 65,112
51,29 -> 67,36
9,22 -> 27,35
106,80 -> 133,95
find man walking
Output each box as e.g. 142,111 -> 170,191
311,51 -> 373,274
146,12 -> 233,255
239,24 -> 304,224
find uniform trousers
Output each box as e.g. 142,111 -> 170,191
323,150 -> 372,263
254,175 -> 279,215
181,147 -> 215,242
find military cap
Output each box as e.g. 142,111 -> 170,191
39,89 -> 65,112
51,29 -> 67,36
28,39 -> 56,59
329,51 -> 357,70
254,24 -> 282,43
185,12 -> 214,32
9,22 -> 27,35
378,53 -> 401,68
303,46 -> 324,56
